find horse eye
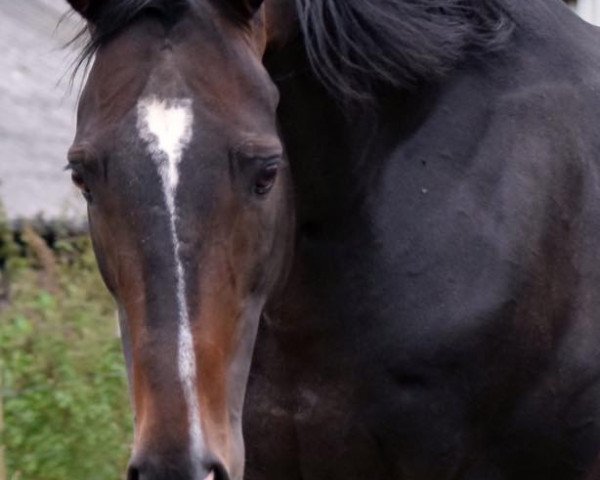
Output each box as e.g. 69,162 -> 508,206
70,170 -> 92,202
254,163 -> 279,196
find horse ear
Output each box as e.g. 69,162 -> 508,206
65,0 -> 94,19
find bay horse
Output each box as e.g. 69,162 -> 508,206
62,0 -> 600,479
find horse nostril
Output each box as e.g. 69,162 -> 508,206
209,462 -> 231,480
127,465 -> 141,480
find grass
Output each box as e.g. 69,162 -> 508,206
0,217 -> 132,480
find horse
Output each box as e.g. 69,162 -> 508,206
61,0 -> 600,479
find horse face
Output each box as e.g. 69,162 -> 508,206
65,1 -> 292,479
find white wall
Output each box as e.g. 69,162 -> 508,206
0,1 -> 85,223
572,0 -> 600,26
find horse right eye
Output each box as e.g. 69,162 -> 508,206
71,170 -> 85,189
70,169 -> 93,203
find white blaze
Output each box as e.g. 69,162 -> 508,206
137,97 -> 206,477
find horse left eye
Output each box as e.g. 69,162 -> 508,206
254,163 -> 279,196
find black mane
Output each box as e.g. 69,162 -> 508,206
295,0 -> 515,99
73,0 -> 514,99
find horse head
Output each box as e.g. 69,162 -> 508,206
65,1 -> 293,478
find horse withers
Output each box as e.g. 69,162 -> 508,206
63,0 -> 600,479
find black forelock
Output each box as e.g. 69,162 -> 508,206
70,0 -> 257,78
294,0 -> 515,100
71,0 -> 190,74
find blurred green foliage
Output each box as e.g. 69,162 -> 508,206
0,215 -> 132,480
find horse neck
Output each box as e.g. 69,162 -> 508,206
265,41 -> 434,240
261,0 -> 573,234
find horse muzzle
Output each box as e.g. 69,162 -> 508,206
127,454 -> 229,480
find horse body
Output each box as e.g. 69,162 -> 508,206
60,0 -> 600,478
245,1 -> 600,478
